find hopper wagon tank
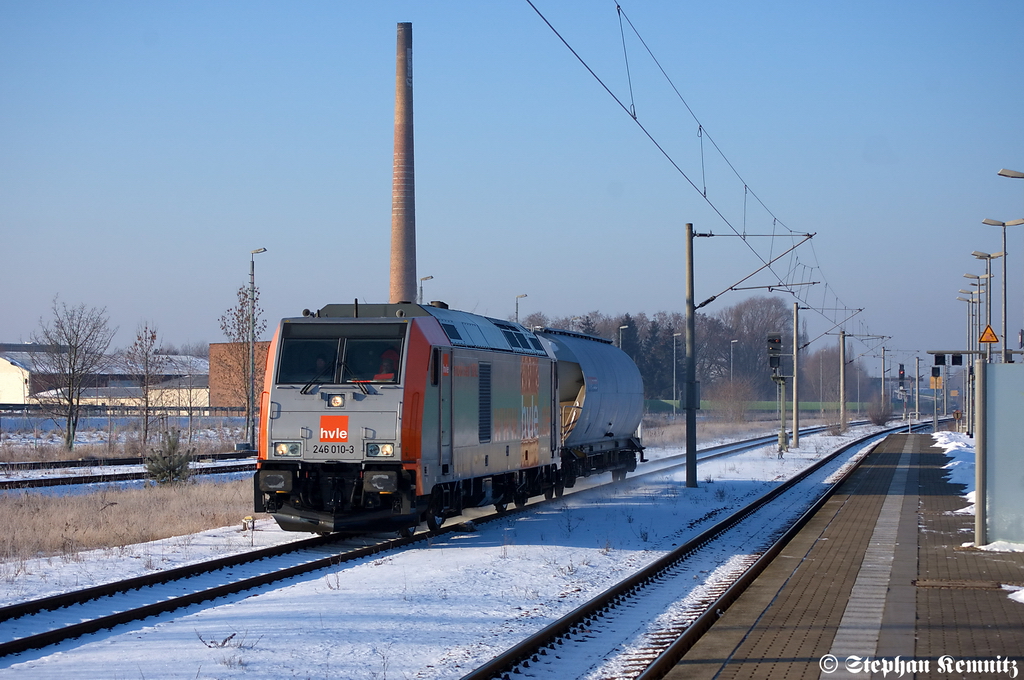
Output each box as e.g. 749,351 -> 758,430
253,301 -> 645,534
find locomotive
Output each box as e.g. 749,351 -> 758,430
253,301 -> 645,534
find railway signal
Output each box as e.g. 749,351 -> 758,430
767,333 -> 782,369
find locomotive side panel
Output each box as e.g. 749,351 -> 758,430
402,318 -> 450,496
448,349 -> 553,480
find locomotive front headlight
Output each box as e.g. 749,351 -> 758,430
366,443 -> 395,457
327,394 -> 345,408
274,441 -> 302,457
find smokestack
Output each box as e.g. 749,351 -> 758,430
389,22 -> 416,304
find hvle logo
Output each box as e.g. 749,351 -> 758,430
319,415 -> 349,442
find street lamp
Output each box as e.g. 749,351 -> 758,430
969,259 -> 1001,362
515,294 -> 527,323
418,275 -> 433,305
730,339 -> 738,383
982,218 -> 1024,362
248,247 -> 267,452
672,332 -> 682,414
618,325 -> 628,349
958,290 -> 981,354
997,168 -> 1024,358
968,282 -> 988,354
963,273 -> 990,329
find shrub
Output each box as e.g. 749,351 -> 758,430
146,430 -> 193,484
867,399 -> 893,426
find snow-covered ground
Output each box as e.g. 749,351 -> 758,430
0,417 -> 242,442
0,428 -> 1018,679
930,431 -> 1024,607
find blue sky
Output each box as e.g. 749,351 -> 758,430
1,1 -> 1022,370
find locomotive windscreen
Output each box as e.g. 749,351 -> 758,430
276,322 -> 406,385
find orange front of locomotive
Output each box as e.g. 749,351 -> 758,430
253,316 -> 443,533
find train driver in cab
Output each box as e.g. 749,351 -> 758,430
374,347 -> 400,381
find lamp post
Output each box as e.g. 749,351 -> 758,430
418,275 -> 433,305
248,247 -> 267,452
982,218 -> 1024,362
730,339 -> 738,383
672,332 -> 682,414
515,294 -> 527,323
965,281 -> 987,351
971,255 -> 1003,362
957,293 -> 980,354
964,273 -> 991,358
618,324 -> 628,349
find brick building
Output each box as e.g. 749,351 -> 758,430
208,341 -> 271,408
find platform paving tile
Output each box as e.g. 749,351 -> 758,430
665,432 -> 1024,680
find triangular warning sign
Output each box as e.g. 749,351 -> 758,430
979,325 -> 999,343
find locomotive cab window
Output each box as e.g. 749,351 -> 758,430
342,339 -> 402,383
276,323 -> 406,386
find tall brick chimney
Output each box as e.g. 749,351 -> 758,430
389,22 -> 416,304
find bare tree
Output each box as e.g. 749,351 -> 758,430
178,340 -> 209,359
120,322 -> 169,450
217,285 -> 266,427
160,353 -> 208,443
716,296 -> 793,399
29,297 -> 117,450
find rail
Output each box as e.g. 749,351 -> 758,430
458,422 -> 938,680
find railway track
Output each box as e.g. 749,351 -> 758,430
458,422 -> 935,680
0,450 -> 253,473
0,452 -> 256,490
0,423 -> 912,661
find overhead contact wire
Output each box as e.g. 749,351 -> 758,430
616,4 -> 637,119
524,0 -> 773,270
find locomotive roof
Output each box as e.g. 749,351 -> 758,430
300,302 -> 550,357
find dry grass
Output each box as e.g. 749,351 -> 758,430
0,480 -> 265,565
642,415 -> 775,447
642,413 -> 842,447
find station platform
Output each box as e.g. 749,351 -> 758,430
669,432 -> 1024,679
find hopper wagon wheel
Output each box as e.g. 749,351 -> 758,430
514,491 -> 528,509
494,502 -> 507,513
544,486 -> 555,501
612,468 -> 627,482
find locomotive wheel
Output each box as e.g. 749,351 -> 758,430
396,526 -> 415,539
426,509 -> 445,532
494,502 -> 507,513
514,492 -> 528,509
612,468 -> 627,482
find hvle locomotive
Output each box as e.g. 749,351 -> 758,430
254,301 -> 644,534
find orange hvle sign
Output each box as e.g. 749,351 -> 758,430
319,415 -> 349,442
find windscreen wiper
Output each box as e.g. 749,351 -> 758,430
300,363 -> 335,394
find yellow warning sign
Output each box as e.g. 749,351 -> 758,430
979,325 -> 999,343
